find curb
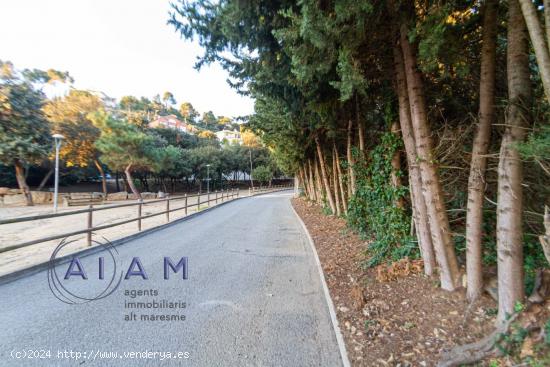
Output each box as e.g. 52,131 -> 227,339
289,200 -> 351,367
0,190 -> 289,286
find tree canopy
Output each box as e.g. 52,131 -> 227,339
170,2 -> 550,356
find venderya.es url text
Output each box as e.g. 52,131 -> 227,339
10,349 -> 190,361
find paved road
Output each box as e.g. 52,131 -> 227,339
0,191 -> 343,367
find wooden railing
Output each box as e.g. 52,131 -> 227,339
248,186 -> 288,195
0,185 -> 292,254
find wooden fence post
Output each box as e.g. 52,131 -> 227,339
166,197 -> 170,222
184,193 -> 188,216
138,199 -> 142,231
87,205 -> 93,246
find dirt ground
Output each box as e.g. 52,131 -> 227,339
292,197 -> 509,366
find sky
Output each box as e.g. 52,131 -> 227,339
0,0 -> 254,118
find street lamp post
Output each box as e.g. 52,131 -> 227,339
249,149 -> 254,189
52,134 -> 65,213
206,164 -> 211,193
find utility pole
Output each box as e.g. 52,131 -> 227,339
52,134 -> 64,213
206,164 -> 211,193
249,149 -> 254,189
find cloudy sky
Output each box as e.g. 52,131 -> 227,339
0,0 -> 254,118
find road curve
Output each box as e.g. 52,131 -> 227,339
0,191 -> 343,367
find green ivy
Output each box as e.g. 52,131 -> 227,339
347,132 -> 417,267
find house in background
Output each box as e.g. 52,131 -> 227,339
148,115 -> 196,134
215,130 -> 242,145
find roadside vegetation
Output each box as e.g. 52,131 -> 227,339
0,61 -> 280,202
171,0 -> 550,364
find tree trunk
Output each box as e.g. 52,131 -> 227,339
466,0 -> 498,302
298,167 -> 306,197
303,165 -> 311,200
545,0 -> 550,50
400,21 -> 460,290
306,165 -> 313,199
346,119 -> 357,197
14,159 -> 33,206
315,135 -> 336,214
124,164 -> 142,200
390,121 -> 404,208
314,157 -> 323,205
393,42 -> 436,276
299,167 -> 309,199
496,0 -> 532,324
304,162 -> 310,200
334,144 -> 348,214
356,96 -> 365,154
93,159 -> 108,199
540,206 -> 550,265
37,168 -> 53,191
309,161 -> 316,201
308,159 -> 317,202
518,0 -> 550,102
332,143 -> 342,216
122,174 -> 129,192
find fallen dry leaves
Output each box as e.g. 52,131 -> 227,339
292,197 -> 499,367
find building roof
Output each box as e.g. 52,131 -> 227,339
148,115 -> 196,134
215,130 -> 242,144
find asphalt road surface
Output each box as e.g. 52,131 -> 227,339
0,191 -> 344,367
